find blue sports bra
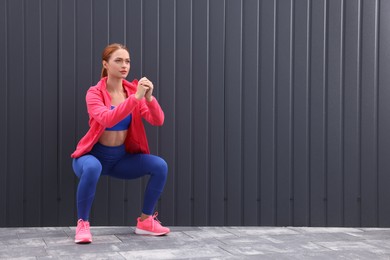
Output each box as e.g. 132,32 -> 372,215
105,105 -> 132,131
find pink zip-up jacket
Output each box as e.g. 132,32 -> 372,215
71,77 -> 164,158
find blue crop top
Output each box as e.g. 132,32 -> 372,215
105,106 -> 132,131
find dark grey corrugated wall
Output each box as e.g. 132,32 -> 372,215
1,0 -> 390,227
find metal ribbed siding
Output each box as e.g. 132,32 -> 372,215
0,0 -> 389,227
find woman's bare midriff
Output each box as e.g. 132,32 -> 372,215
98,130 -> 128,146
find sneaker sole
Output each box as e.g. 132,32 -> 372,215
75,238 -> 92,244
134,228 -> 169,236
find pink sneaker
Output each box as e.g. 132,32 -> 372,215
75,219 -> 92,244
135,212 -> 170,236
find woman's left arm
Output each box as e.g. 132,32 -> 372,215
137,77 -> 164,126
139,98 -> 165,126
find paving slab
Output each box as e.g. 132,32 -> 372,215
0,226 -> 390,259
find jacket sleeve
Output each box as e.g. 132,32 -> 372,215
86,88 -> 140,128
139,98 -> 165,126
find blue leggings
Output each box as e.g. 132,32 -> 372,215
72,142 -> 168,221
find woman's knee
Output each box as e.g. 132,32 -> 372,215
73,156 -> 102,183
82,162 -> 102,183
151,156 -> 168,179
159,157 -> 168,174
160,157 -> 168,173
83,160 -> 102,174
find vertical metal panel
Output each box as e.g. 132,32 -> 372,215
309,0 -> 327,226
275,0 -> 293,226
343,0 -> 361,227
41,0 -> 59,226
225,0 -> 242,226
326,0 -> 344,227
126,0 -> 142,79
292,0 -> 310,226
175,0 -> 192,225
0,0 -> 8,227
7,0 -> 25,227
92,0 -> 108,80
360,0 -> 379,227
1,0 -> 390,227
242,0 -> 259,226
192,0 -> 209,226
259,0 -> 276,226
378,0 -> 390,226
208,0 -> 225,226
109,0 -> 125,43
24,0 -> 43,226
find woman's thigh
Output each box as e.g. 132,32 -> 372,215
109,153 -> 167,180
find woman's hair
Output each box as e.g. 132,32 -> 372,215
101,43 -> 129,78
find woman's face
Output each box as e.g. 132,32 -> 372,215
103,49 -> 130,79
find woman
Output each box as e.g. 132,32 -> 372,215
71,43 -> 169,244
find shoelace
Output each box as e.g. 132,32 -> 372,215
78,220 -> 89,232
151,212 -> 162,229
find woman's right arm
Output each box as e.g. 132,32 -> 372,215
86,88 -> 140,128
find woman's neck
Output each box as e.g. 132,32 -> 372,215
106,76 -> 123,93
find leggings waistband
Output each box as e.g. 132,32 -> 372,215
90,142 -> 126,156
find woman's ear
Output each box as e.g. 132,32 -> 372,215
102,60 -> 108,69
